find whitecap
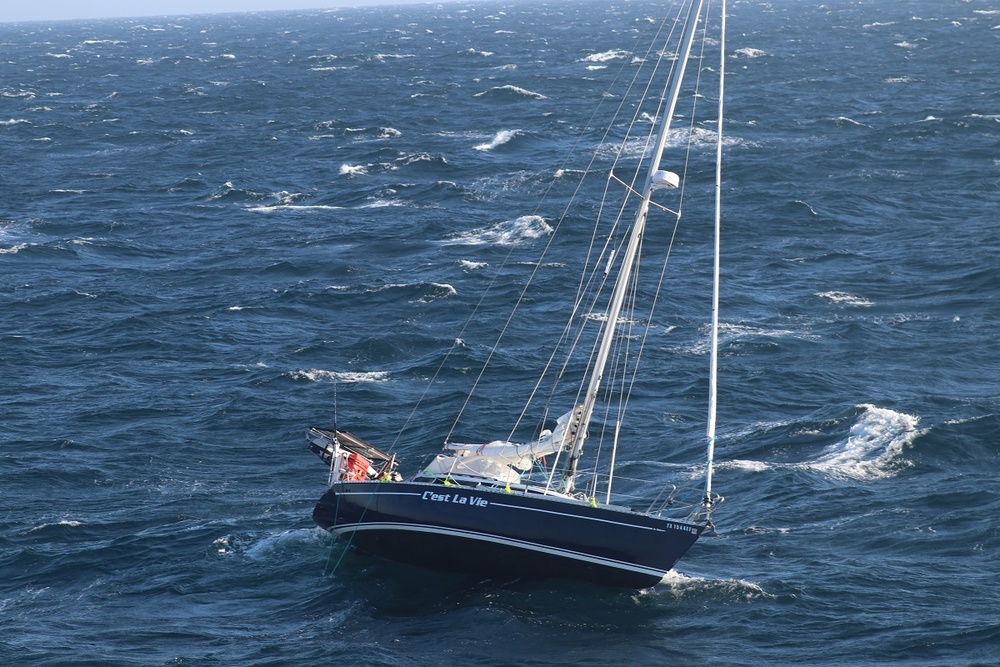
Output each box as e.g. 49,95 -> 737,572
580,49 -> 630,63
834,116 -> 869,127
372,53 -> 415,62
473,85 -> 547,100
716,459 -> 772,473
364,282 -> 456,301
803,404 -> 924,481
446,215 -> 552,246
459,260 -> 487,270
1,118 -> 30,125
358,199 -> 405,209
27,520 -> 83,533
733,47 -> 767,58
339,163 -> 368,176
248,204 -> 344,213
685,322 -> 819,355
0,243 -> 30,254
816,291 -> 873,307
290,370 -> 390,383
474,129 -> 520,151
656,570 -> 775,600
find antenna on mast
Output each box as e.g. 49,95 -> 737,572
333,381 -> 338,432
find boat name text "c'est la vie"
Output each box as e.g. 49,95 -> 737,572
421,490 -> 489,507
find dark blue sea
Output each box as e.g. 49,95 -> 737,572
3,0 -> 999,664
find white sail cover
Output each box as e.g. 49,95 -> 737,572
422,407 -> 582,483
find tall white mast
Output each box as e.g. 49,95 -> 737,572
704,0 -> 726,509
562,0 -> 707,493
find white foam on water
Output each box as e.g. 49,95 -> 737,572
215,528 -> 322,559
446,215 -> 552,246
27,520 -> 84,533
716,459 -> 772,473
803,404 -> 923,481
290,370 -> 390,383
733,47 -> 768,58
473,85 -> 547,100
655,570 -> 775,600
474,129 -> 521,151
248,204 -> 344,212
459,260 -> 488,270
685,322 -> 820,355
816,291 -> 874,307
580,49 -> 630,63
339,163 -> 368,176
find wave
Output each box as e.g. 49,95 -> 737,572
802,404 -> 924,481
445,215 -> 552,246
682,322 -> 820,355
208,180 -> 271,203
816,291 -> 874,307
580,49 -> 630,63
733,47 -> 768,58
474,129 -> 521,151
364,281 -> 457,302
718,406 -> 923,482
396,152 -> 450,170
289,370 -> 391,383
473,85 -> 547,100
608,126 -> 748,160
213,528 -> 324,560
26,520 -> 84,534
832,116 -> 870,127
248,203 -> 344,213
339,163 -> 368,176
459,260 -> 488,270
341,125 -> 402,140
656,570 -> 776,601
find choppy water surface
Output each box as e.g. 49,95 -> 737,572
2,1 -> 999,665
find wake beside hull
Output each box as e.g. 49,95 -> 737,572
313,481 -> 703,589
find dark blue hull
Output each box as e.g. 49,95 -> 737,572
313,481 -> 703,588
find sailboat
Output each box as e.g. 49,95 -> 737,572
308,0 -> 726,589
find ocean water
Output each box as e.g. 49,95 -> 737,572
2,0 -> 999,664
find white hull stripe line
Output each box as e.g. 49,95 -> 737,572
331,521 -> 670,578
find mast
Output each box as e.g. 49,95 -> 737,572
704,0 -> 726,509
561,0 -> 707,493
